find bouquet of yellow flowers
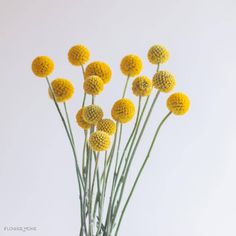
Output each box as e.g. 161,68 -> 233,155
32,44 -> 190,236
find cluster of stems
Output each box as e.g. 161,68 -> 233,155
46,63 -> 171,236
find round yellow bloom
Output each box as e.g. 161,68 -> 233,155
111,98 -> 135,124
88,131 -> 111,152
97,119 -> 116,135
167,92 -> 190,115
49,78 -> 74,102
152,71 -> 176,93
132,76 -> 153,96
120,55 -> 142,77
85,61 -> 112,84
147,45 -> 170,64
83,75 -> 104,95
83,105 -> 103,125
76,108 -> 92,130
68,45 -> 90,66
32,56 -> 54,78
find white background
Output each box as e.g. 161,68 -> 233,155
1,0 -> 236,235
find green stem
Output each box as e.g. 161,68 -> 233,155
111,96 -> 148,223
82,131 -> 88,179
114,112 -> 172,236
112,91 -> 160,227
88,126 -> 94,236
122,76 -> 130,98
63,102 -> 75,145
106,123 -> 122,234
82,93 -> 87,107
91,152 -> 99,203
46,77 -> 84,190
96,151 -> 107,236
46,77 -> 85,234
115,96 -> 142,184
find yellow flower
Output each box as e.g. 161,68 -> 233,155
83,105 -> 103,125
97,119 -> 116,135
32,56 -> 54,78
76,108 -> 92,130
85,61 -> 112,84
152,71 -> 176,93
132,76 -> 152,96
167,92 -> 190,115
68,45 -> 90,66
120,55 -> 142,77
147,45 -> 170,64
49,78 -> 74,102
88,131 -> 111,152
111,98 -> 135,124
83,75 -> 104,95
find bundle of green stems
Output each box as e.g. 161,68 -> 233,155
46,63 -> 171,236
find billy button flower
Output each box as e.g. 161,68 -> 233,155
68,44 -> 90,66
167,92 -> 190,115
88,131 -> 111,152
32,56 -> 54,78
152,71 -> 176,93
83,75 -> 104,95
83,105 -> 104,125
132,76 -> 153,97
147,45 -> 170,64
111,98 -> 135,124
85,61 -> 112,84
76,108 -> 92,130
48,78 -> 74,102
120,54 -> 142,77
97,119 -> 116,136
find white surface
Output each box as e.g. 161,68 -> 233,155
1,0 -> 236,235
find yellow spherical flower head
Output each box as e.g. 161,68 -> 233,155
120,54 -> 142,77
49,78 -> 74,102
167,92 -> 190,115
97,119 -> 116,136
153,71 -> 176,93
68,44 -> 90,66
88,131 -> 111,152
32,56 -> 54,78
111,98 -> 135,124
83,105 -> 103,125
85,61 -> 112,84
132,76 -> 153,96
83,75 -> 104,95
76,108 -> 92,130
147,45 -> 170,64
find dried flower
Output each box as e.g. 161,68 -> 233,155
49,78 -> 74,102
32,56 -> 54,78
89,131 -> 111,152
68,44 -> 90,66
76,108 -> 92,130
120,55 -> 142,77
111,98 -> 135,123
85,61 -> 112,84
167,92 -> 190,115
132,76 -> 152,96
97,119 -> 116,135
83,105 -> 103,125
83,75 -> 104,95
153,71 -> 176,93
147,45 -> 169,64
